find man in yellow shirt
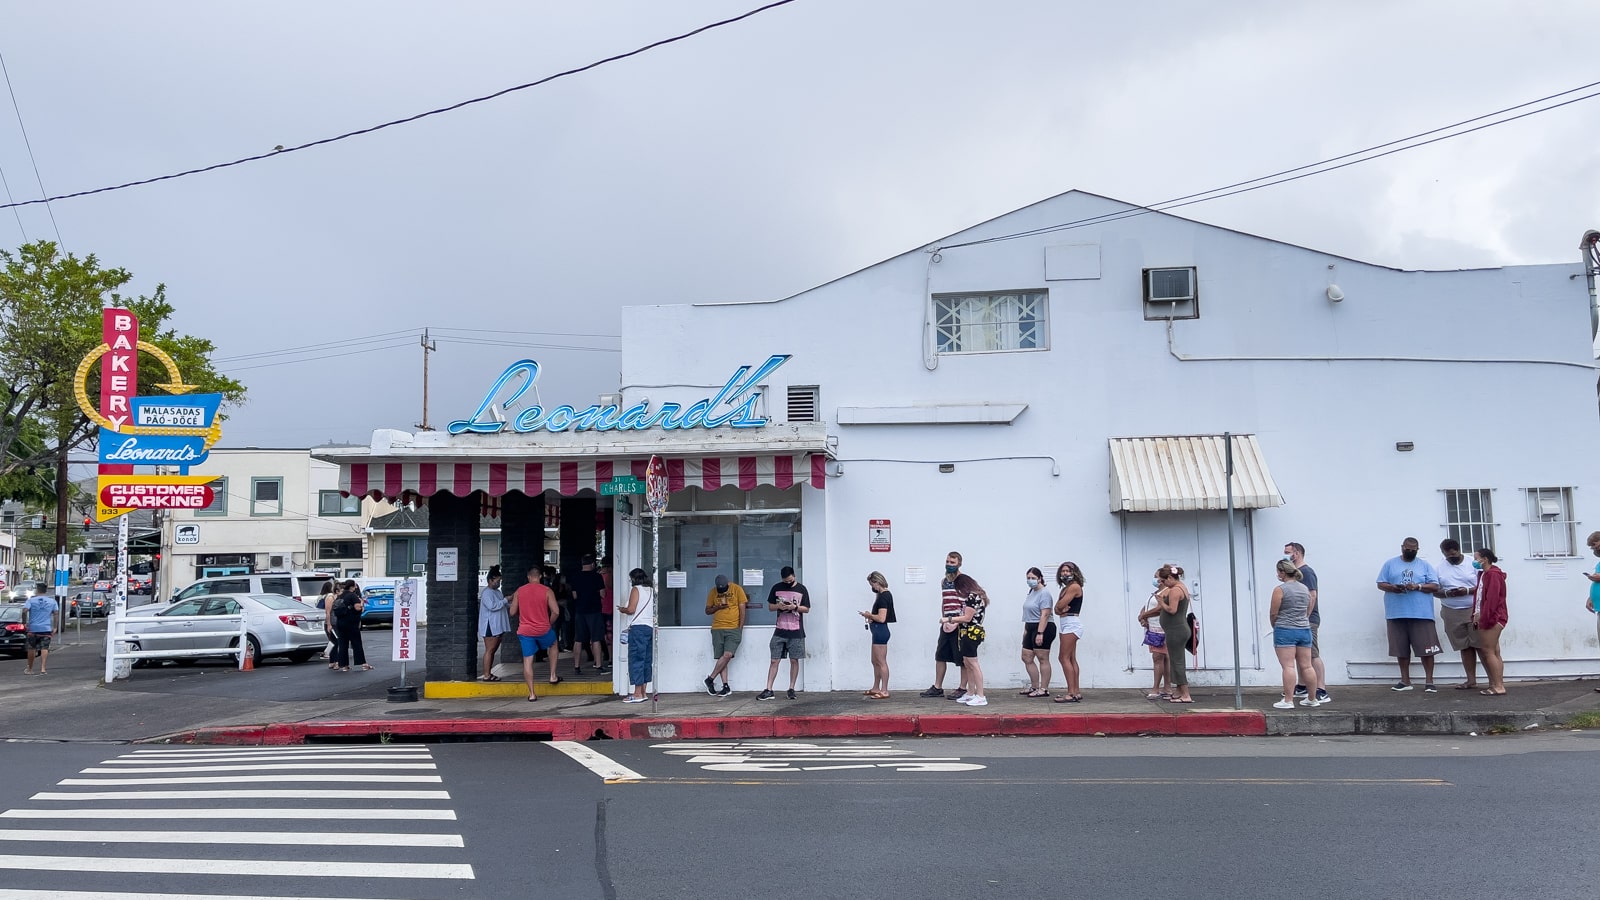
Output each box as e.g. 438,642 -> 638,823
704,574 -> 747,696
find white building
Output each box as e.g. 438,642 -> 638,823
321,191 -> 1600,695
161,448 -> 390,593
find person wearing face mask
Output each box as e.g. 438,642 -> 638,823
1584,532 -> 1600,690
1052,561 -> 1086,703
920,552 -> 987,700
1153,564 -> 1193,703
1376,537 -> 1442,691
1019,567 -> 1055,698
1470,548 -> 1508,695
1434,539 -> 1484,690
1285,542 -> 1329,705
757,566 -> 810,701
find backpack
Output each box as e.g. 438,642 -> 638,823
1185,612 -> 1200,655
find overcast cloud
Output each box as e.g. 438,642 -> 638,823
2,0 -> 1597,447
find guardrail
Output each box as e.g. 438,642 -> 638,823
103,612 -> 248,682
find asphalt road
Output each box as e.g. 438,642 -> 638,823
0,733 -> 1596,899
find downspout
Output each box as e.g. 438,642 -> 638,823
1582,230 -> 1600,417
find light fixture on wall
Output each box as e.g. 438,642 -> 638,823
938,463 -> 956,473
1326,263 -> 1344,303
1395,441 -> 1415,452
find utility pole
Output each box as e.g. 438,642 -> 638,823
417,328 -> 438,431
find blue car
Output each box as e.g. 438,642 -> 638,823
360,584 -> 394,626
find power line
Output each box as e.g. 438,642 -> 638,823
430,325 -> 619,340
0,157 -> 24,243
0,47 -> 62,245
217,339 -> 419,373
940,78 -> 1600,251
0,0 -> 800,211
432,336 -> 620,353
212,328 -> 424,363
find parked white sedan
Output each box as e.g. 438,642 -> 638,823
122,593 -> 327,666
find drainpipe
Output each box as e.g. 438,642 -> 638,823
1582,230 -> 1600,353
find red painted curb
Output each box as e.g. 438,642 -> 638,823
149,711 -> 1266,745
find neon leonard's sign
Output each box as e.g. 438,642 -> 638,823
448,354 -> 791,435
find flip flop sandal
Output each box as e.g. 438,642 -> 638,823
548,676 -> 563,685
1167,697 -> 1194,703
1052,694 -> 1081,703
1453,683 -> 1479,690
1478,689 -> 1507,696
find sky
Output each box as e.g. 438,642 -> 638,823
2,0 -> 1598,448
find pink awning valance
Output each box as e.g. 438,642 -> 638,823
341,453 -> 827,501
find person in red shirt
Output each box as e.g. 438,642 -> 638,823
1471,548 -> 1509,696
510,564 -> 562,701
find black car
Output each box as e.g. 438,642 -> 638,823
69,590 -> 113,618
1,606 -> 27,657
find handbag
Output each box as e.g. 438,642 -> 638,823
1142,630 -> 1166,648
1185,612 -> 1200,654
960,622 -> 985,642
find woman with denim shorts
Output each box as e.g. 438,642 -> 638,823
1269,559 -> 1320,709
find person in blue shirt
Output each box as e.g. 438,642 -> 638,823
1585,531 -> 1600,692
1376,537 -> 1441,692
23,583 -> 58,676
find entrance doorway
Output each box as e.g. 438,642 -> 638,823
1118,511 -> 1260,675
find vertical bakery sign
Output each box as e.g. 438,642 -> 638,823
76,308 -> 225,521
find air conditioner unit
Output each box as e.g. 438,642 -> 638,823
599,392 -> 622,407
268,554 -> 287,569
1146,268 -> 1195,303
412,563 -> 427,573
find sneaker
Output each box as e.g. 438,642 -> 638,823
1391,682 -> 1414,691
1299,698 -> 1322,707
621,696 -> 647,704
757,689 -> 775,701
704,676 -> 717,696
718,683 -> 731,696
1293,684 -> 1308,697
1424,683 -> 1438,693
574,666 -> 584,676
919,686 -> 945,698
947,689 -> 967,701
963,695 -> 988,707
1273,700 -> 1295,709
1316,689 -> 1331,704
786,688 -> 797,700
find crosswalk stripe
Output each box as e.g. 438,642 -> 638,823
0,829 -> 463,847
100,755 -> 433,764
81,764 -> 437,773
131,743 -> 428,749
0,883 -> 416,890
545,741 -> 645,783
0,808 -> 456,820
32,789 -> 451,801
58,775 -> 442,786
0,892 -> 414,900
0,855 -> 474,879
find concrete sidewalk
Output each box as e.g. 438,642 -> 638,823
6,626 -> 1599,744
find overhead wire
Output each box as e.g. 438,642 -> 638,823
938,78 -> 1600,251
0,46 -> 62,245
217,339 -> 419,373
212,328 -> 424,363
0,0 -> 800,211
0,157 -> 24,242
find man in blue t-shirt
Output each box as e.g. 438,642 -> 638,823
23,583 -> 58,676
1376,537 -> 1441,692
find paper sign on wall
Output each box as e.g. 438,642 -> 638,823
666,570 -> 688,588
436,547 -> 458,582
742,568 -> 764,587
904,565 -> 926,584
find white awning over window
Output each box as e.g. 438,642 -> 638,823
1108,435 -> 1283,513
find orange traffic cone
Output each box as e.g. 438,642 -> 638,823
241,647 -> 255,672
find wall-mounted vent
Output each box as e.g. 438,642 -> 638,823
786,385 -> 820,422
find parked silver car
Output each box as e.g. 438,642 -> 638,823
122,593 -> 327,666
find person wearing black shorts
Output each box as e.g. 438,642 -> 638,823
922,552 -> 987,700
567,555 -> 608,676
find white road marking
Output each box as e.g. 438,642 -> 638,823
58,775 -> 441,786
0,829 -> 462,847
32,789 -> 450,801
80,763 -> 437,773
128,746 -> 428,754
0,808 -> 456,820
544,741 -> 646,783
650,741 -> 987,774
0,893 -> 414,900
100,755 -> 434,764
0,855 -> 473,879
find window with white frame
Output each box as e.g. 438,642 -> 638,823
1524,487 -> 1578,557
1443,488 -> 1495,553
933,290 -> 1047,354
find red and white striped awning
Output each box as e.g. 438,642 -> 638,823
342,454 -> 827,501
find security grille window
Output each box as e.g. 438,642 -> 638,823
933,291 -> 1047,354
786,385 -> 819,422
1443,489 -> 1495,552
1142,266 -> 1199,320
1524,487 -> 1578,558
318,490 -> 361,516
250,478 -> 282,517
197,477 -> 228,516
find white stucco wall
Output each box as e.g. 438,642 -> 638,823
619,191 -> 1600,693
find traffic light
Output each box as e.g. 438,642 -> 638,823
153,553 -> 161,565
82,517 -> 91,528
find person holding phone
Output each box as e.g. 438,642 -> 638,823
758,566 -> 810,701
860,571 -> 895,699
